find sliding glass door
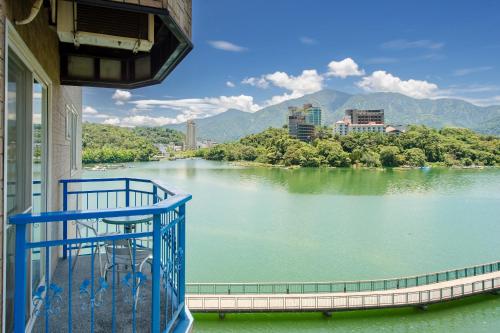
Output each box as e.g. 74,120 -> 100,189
5,50 -> 49,332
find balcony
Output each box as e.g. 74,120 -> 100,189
9,178 -> 192,333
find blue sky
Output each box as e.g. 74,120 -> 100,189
83,0 -> 500,126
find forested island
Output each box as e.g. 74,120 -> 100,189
200,126 -> 500,168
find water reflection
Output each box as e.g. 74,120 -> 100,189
197,162 -> 497,196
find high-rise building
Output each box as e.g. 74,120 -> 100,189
297,124 -> 316,141
288,107 -> 306,138
287,104 -> 322,141
304,104 -> 322,126
186,119 -> 197,150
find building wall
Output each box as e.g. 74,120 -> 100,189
3,0 -> 83,208
349,124 -> 385,134
186,120 -> 196,150
0,1 -> 5,324
306,107 -> 322,126
0,1 -> 82,329
296,124 -> 316,142
346,109 -> 384,124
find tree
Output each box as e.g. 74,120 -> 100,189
360,151 -> 381,167
403,148 -> 426,167
240,146 -> 258,161
204,146 -> 226,160
379,146 -> 401,167
316,140 -> 351,167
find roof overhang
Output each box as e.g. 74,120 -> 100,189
56,0 -> 193,88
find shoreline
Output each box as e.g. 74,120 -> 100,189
228,160 -> 493,170
83,158 -> 496,171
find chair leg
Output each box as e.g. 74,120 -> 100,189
72,226 -> 83,272
135,256 -> 153,309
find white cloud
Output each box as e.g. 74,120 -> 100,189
103,117 -> 120,125
106,115 -> 177,127
226,81 -> 235,88
453,66 -> 493,76
243,69 -> 325,106
381,39 -> 444,50
207,40 -> 247,52
242,77 -> 269,89
112,89 -> 132,105
326,58 -> 365,78
96,114 -> 112,119
299,36 -> 317,45
130,94 -> 260,122
83,106 -> 98,114
357,70 -> 439,99
265,70 -> 324,95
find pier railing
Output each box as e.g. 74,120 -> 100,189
10,178 -> 192,333
187,261 -> 500,295
187,276 -> 500,313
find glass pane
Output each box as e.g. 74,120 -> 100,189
32,80 -> 47,291
6,51 -> 31,332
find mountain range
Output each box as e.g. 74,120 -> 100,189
165,89 -> 500,142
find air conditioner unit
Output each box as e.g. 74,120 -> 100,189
57,0 -> 154,53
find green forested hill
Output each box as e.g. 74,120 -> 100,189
82,123 -> 184,163
132,126 -> 185,145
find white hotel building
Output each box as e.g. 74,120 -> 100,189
334,119 -> 385,135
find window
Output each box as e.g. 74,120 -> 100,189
66,104 -> 79,173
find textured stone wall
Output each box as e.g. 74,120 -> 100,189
166,0 -> 192,39
108,0 -> 192,38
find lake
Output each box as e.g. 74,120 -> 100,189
85,159 -> 500,332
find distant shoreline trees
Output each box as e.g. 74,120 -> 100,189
199,126 -> 499,168
82,123 -> 184,164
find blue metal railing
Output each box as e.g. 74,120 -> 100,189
10,177 -> 192,333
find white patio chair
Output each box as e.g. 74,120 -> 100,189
103,239 -> 153,308
72,218 -> 119,277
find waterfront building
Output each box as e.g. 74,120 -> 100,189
198,139 -> 218,149
335,120 -> 349,136
288,104 -> 322,141
297,123 -> 316,141
0,1 -> 194,332
155,143 -> 169,156
335,109 -> 385,136
186,119 -> 197,150
345,109 -> 384,124
304,103 -> 322,126
385,125 -> 407,135
334,120 -> 385,135
288,107 -> 307,138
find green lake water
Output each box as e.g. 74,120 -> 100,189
85,159 -> 500,332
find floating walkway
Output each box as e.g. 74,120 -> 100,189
186,261 -> 500,313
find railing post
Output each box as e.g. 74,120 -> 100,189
179,203 -> 186,303
151,212 -> 161,332
125,179 -> 130,207
14,223 -> 27,333
152,184 -> 158,204
63,181 -> 68,259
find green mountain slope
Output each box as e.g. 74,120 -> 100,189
166,90 -> 500,142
